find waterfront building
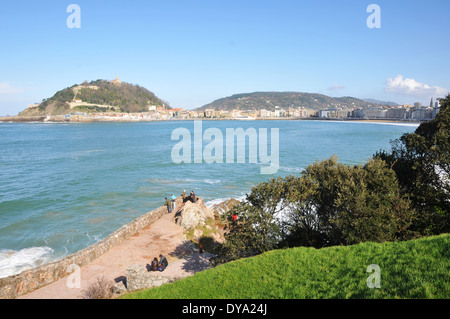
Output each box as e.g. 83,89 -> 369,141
411,107 -> 433,120
361,107 -> 387,119
204,109 -> 215,118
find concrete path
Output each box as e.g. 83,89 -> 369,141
18,211 -> 208,299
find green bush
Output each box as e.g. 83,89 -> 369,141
376,95 -> 450,235
215,156 -> 416,264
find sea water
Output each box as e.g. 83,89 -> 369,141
0,120 -> 418,277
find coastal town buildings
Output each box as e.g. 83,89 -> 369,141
20,86 -> 442,122
57,99 -> 440,122
317,99 -> 440,121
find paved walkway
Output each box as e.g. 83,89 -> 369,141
18,211 -> 209,299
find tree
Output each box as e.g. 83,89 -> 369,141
214,177 -> 286,264
282,156 -> 415,247
376,94 -> 450,235
215,157 -> 416,264
331,158 -> 415,244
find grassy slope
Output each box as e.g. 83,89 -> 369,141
122,234 -> 449,299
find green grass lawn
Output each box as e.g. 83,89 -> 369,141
121,234 -> 449,299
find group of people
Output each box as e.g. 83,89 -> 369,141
165,194 -> 177,213
150,254 -> 168,272
165,190 -> 197,213
182,190 -> 197,203
153,191 -> 201,272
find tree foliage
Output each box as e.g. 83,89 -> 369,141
76,80 -> 168,112
213,177 -> 286,264
217,156 -> 416,264
27,80 -> 169,115
281,157 -> 415,247
376,94 -> 450,235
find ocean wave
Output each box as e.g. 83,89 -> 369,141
144,178 -> 222,185
205,194 -> 247,208
182,178 -> 221,185
341,121 -> 420,127
254,162 -> 304,173
0,246 -> 54,279
276,165 -> 304,173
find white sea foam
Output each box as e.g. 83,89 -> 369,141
276,165 -> 304,173
0,246 -> 54,279
144,178 -> 222,185
328,120 -> 420,127
363,122 -> 420,127
205,194 -> 247,208
182,178 -> 222,185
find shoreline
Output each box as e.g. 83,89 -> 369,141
0,197 -> 183,299
0,196 -> 239,281
0,195 -> 234,299
0,116 -> 424,124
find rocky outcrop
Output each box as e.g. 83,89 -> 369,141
174,197 -> 241,230
174,198 -> 214,229
210,198 -> 241,217
0,116 -> 47,122
120,264 -> 180,293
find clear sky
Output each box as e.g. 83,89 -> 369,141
0,0 -> 449,115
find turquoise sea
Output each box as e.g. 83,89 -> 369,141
0,120 -> 418,277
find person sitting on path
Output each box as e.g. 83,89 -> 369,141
158,254 -> 168,271
165,197 -> 172,213
151,257 -> 158,271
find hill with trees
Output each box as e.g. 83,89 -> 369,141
196,92 -> 391,112
19,79 -> 170,116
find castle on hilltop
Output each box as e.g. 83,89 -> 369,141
110,74 -> 122,85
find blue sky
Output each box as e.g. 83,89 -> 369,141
0,0 -> 449,115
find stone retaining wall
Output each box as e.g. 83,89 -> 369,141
0,199 -> 179,299
118,264 -> 182,293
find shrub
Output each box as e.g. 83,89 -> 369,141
375,94 -> 450,235
217,156 -> 416,263
82,276 -> 113,299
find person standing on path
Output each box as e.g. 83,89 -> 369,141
165,197 -> 172,213
171,194 -> 177,211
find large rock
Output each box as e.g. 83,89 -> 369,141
210,198 -> 240,216
175,198 -> 214,229
124,264 -> 173,292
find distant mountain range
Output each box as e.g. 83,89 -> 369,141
20,79 -> 170,116
195,92 -> 398,112
18,80 -> 401,117
363,98 -> 400,106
